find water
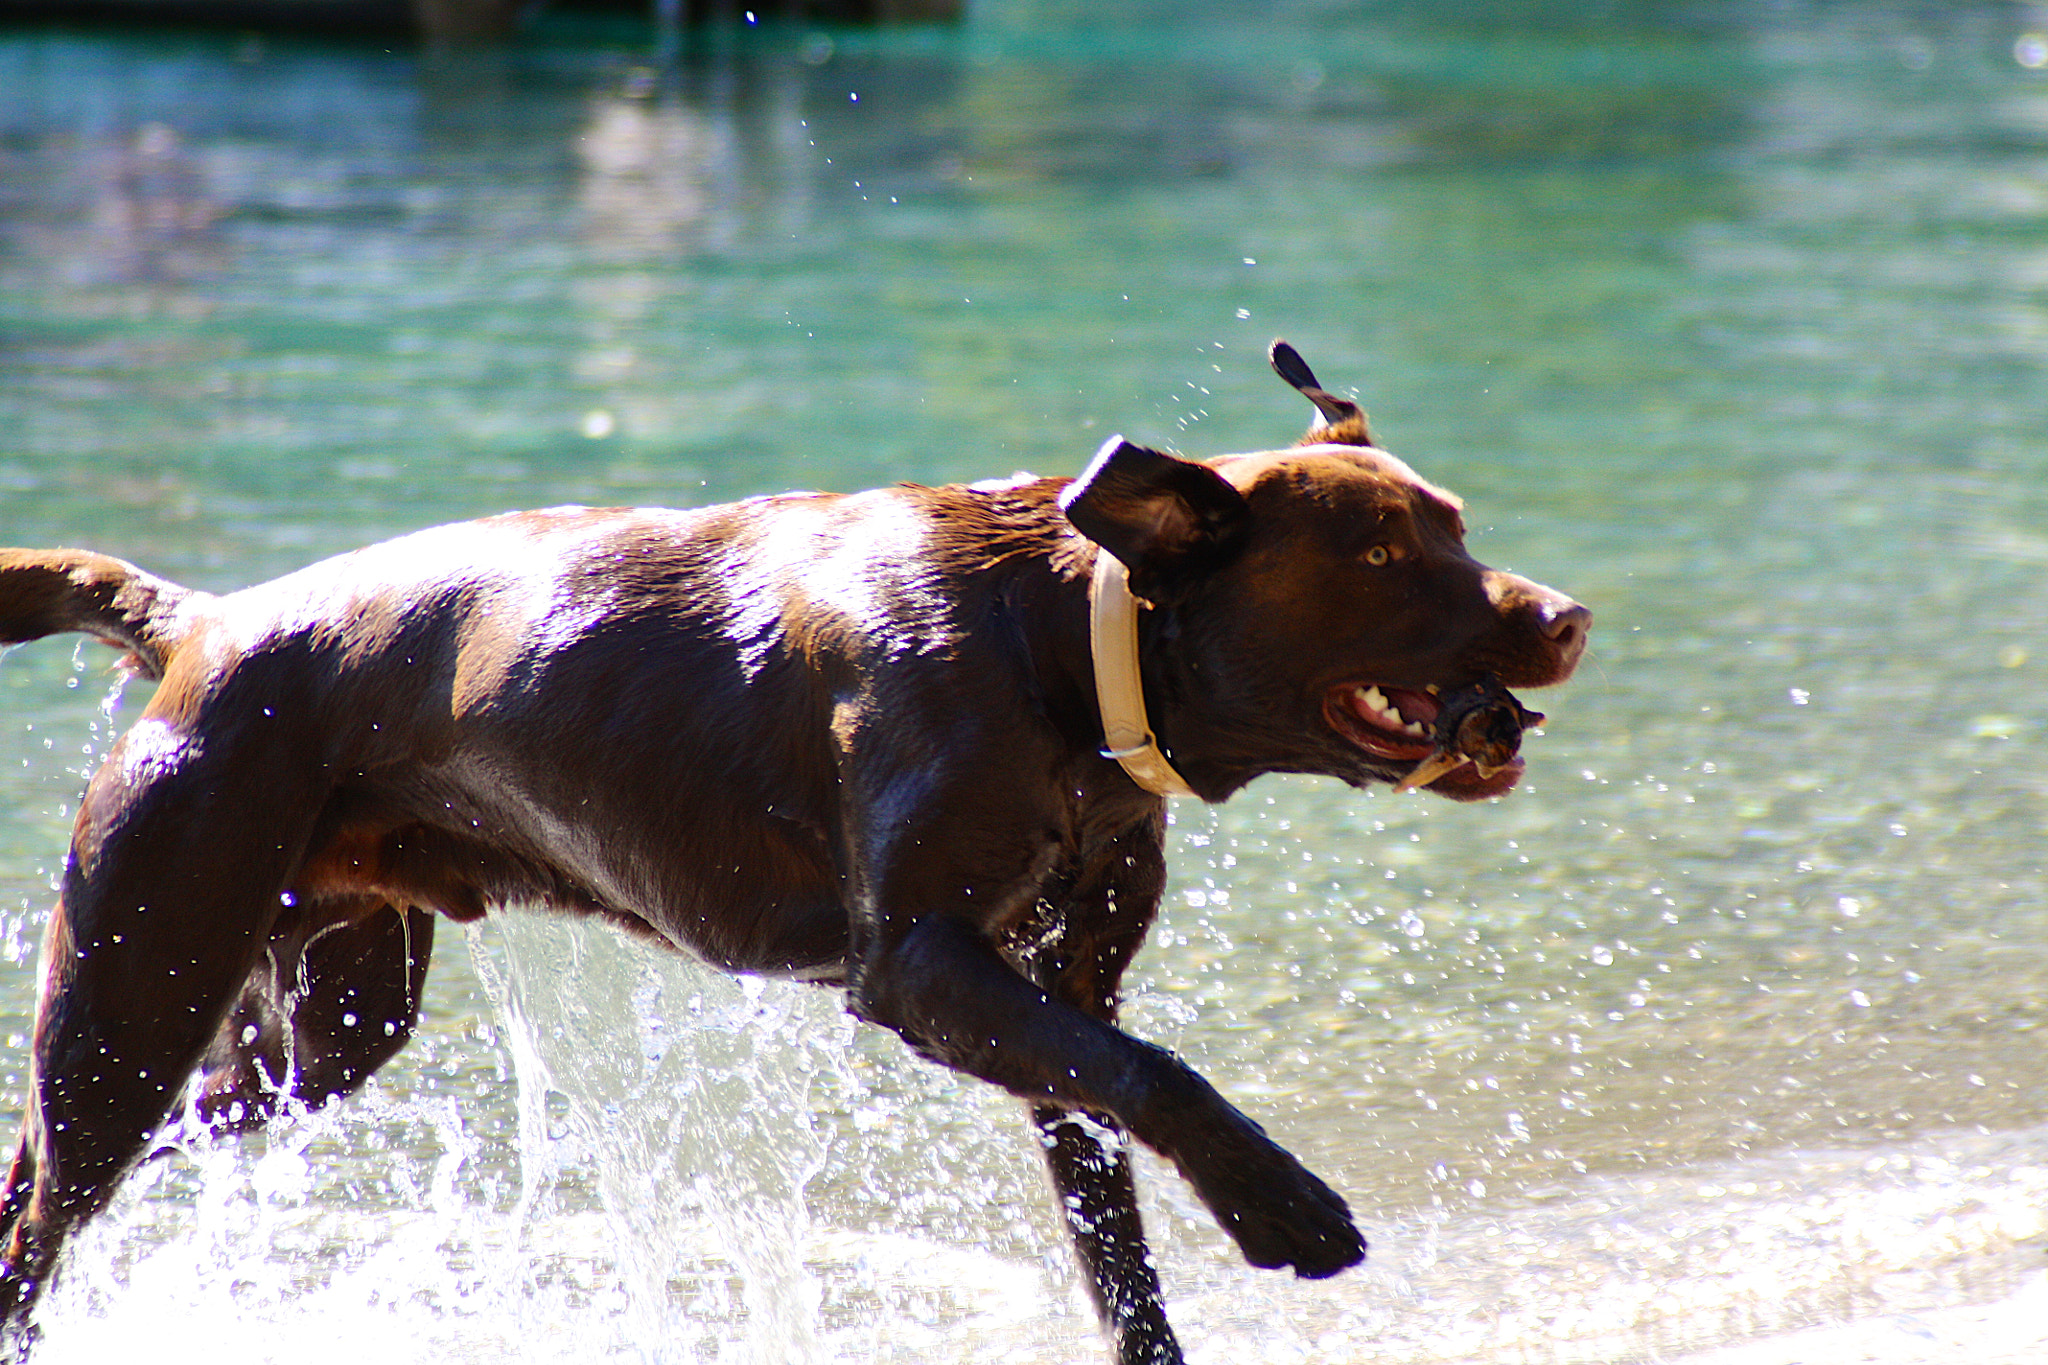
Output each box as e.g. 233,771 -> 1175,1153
3,2 -> 2048,1360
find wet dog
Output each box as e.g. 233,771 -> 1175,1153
0,343 -> 1586,1362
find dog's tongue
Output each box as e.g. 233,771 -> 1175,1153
1380,686 -> 1439,728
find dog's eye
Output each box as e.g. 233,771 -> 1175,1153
1364,544 -> 1394,566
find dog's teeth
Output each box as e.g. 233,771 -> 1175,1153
1358,685 -> 1429,735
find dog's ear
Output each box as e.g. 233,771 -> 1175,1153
1061,436 -> 1249,592
1270,339 -> 1374,447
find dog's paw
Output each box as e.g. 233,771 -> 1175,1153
1180,1126 -> 1366,1279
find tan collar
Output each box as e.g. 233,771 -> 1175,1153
1086,551 -> 1196,798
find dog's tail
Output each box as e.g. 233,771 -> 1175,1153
0,549 -> 199,681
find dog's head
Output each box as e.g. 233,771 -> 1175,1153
1061,343 -> 1588,802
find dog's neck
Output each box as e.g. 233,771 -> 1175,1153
1086,551 -> 1196,798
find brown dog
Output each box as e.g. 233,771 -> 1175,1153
0,343 -> 1586,1363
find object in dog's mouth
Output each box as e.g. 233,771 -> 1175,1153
1396,677 -> 1545,793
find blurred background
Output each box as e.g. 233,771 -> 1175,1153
3,2 -> 2048,1361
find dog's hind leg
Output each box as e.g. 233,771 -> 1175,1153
0,701 -> 331,1348
194,898 -> 436,1132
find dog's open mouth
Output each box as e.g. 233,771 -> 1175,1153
1324,680 -> 1538,801
1332,684 -> 1441,761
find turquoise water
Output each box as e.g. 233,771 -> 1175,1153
3,3 -> 2048,1360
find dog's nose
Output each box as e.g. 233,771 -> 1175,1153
1540,599 -> 1591,665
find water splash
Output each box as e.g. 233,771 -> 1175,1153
11,903 -> 2048,1362
471,912 -> 835,1365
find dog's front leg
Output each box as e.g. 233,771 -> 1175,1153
1033,1105 -> 1179,1364
835,721 -> 1361,1362
1027,833 -> 1178,1365
849,901 -> 1365,1292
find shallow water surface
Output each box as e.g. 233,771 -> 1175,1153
2,2 -> 2048,1360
